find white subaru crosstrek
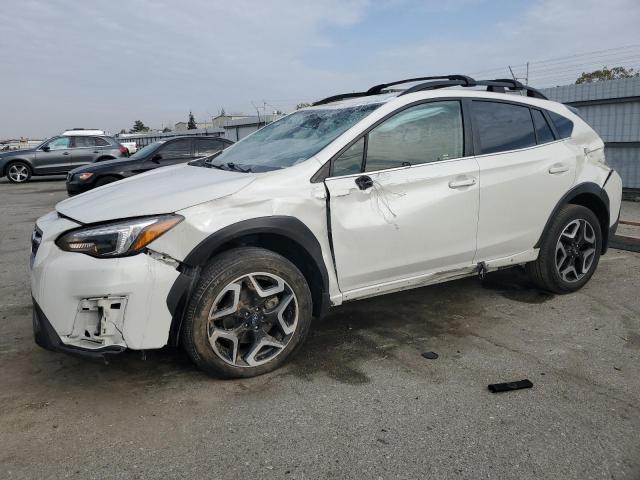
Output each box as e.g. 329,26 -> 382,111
30,76 -> 622,378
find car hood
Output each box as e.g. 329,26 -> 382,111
56,163 -> 255,223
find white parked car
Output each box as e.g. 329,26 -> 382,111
30,76 -> 622,378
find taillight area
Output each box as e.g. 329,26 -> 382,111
119,145 -> 130,156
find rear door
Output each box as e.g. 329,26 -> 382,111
34,136 -> 73,173
70,136 -> 97,166
324,100 -> 480,296
472,100 -> 576,263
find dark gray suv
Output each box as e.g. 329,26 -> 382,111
0,135 -> 128,183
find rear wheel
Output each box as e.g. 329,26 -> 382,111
181,247 -> 313,378
526,204 -> 602,293
6,161 -> 32,183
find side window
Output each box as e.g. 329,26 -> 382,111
365,101 -> 463,172
472,101 -> 536,154
159,139 -> 192,158
332,137 -> 364,176
547,111 -> 574,139
94,137 -> 109,147
531,109 -> 555,144
45,137 -> 71,150
196,138 -> 227,156
73,136 -> 96,148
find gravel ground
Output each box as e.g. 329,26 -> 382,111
1,178 -> 639,480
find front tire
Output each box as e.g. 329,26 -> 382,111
6,161 -> 32,183
526,204 -> 602,293
181,247 -> 313,378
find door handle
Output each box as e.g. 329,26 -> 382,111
355,175 -> 374,190
448,177 -> 476,189
62,152 -> 70,155
548,163 -> 568,174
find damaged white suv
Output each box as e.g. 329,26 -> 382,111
31,76 -> 622,378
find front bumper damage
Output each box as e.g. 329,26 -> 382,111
30,211 -> 181,358
33,299 -> 125,358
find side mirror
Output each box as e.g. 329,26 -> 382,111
41,146 -> 50,152
151,153 -> 162,163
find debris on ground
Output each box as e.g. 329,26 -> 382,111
421,351 -> 439,360
488,379 -> 533,393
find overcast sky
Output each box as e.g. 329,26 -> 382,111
1,0 -> 639,138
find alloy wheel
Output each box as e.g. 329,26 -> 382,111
208,272 -> 298,367
8,164 -> 29,182
555,218 -> 597,283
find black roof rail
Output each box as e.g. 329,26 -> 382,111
312,75 -> 475,106
398,79 -> 472,96
366,75 -> 476,94
476,79 -> 548,100
312,74 -> 548,106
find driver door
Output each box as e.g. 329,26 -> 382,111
34,137 -> 73,174
324,100 -> 480,297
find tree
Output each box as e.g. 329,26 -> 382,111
296,102 -> 312,110
576,66 -> 639,84
187,111 -> 197,130
119,129 -> 126,134
129,120 -> 149,133
162,127 -> 172,133
219,108 -> 226,117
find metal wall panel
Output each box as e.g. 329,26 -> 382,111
605,146 -> 640,189
578,102 -> 640,142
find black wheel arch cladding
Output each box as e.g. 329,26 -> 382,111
535,182 -> 611,254
166,216 -> 331,346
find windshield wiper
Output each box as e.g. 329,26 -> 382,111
205,162 -> 226,170
225,162 -> 252,173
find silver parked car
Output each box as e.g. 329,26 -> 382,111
0,134 -> 128,183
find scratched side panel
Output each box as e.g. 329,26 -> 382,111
325,158 -> 480,293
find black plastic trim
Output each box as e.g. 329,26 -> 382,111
166,265 -> 200,346
534,182 -> 611,253
167,216 -> 332,344
32,299 -> 125,359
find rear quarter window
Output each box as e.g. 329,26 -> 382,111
547,111 -> 574,139
94,137 -> 110,146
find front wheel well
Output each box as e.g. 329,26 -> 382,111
567,192 -> 609,252
94,156 -> 115,162
208,233 -> 326,318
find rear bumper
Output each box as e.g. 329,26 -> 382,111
33,299 -> 125,358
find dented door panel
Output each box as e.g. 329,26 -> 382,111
325,157 -> 480,293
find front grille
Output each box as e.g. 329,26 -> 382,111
31,226 -> 42,257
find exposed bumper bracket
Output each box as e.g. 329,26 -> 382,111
32,299 -> 125,359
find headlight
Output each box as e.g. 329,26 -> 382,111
56,215 -> 183,258
78,172 -> 94,181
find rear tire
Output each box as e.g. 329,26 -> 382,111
6,161 -> 32,183
526,204 -> 602,293
181,247 -> 313,378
